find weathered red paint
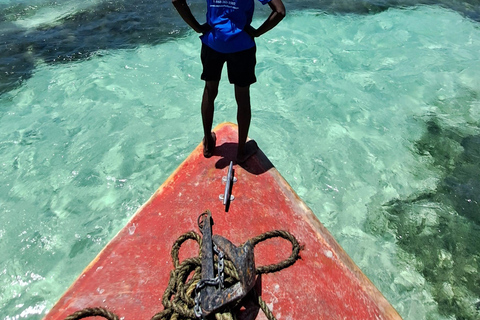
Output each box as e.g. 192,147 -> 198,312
44,122 -> 402,320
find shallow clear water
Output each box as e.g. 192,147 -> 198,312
1,1 -> 480,319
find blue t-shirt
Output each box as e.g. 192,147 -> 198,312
201,0 -> 271,53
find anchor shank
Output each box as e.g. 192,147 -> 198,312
200,212 -> 215,299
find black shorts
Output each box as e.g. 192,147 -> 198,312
201,43 -> 257,87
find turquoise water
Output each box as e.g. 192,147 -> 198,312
1,1 -> 480,319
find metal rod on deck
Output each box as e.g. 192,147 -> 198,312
223,161 -> 234,206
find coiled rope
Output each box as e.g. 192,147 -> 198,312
64,230 -> 301,320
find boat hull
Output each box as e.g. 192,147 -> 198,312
44,122 -> 401,320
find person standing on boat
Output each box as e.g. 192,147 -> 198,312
172,0 -> 286,163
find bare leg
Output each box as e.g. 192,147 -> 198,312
235,84 -> 254,163
202,81 -> 219,156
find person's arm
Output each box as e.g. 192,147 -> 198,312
172,0 -> 211,34
246,0 -> 286,38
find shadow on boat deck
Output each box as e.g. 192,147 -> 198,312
214,140 -> 274,176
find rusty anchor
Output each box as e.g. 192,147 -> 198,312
195,211 -> 256,318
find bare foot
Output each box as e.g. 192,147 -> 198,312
236,140 -> 258,164
203,132 -> 216,158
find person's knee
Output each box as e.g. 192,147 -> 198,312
235,85 -> 251,103
234,84 -> 250,95
204,81 -> 219,98
206,81 -> 218,89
